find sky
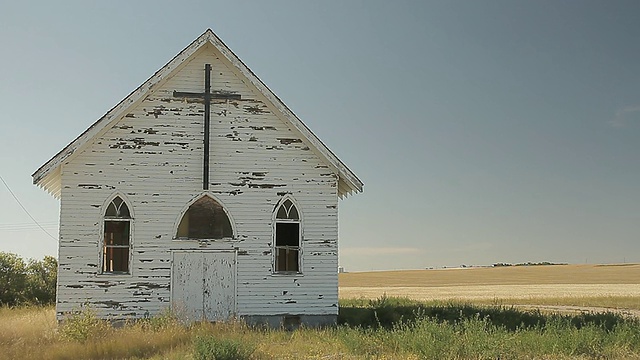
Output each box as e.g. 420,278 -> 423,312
1,1 -> 639,271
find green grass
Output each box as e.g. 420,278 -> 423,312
193,336 -> 255,360
339,296 -> 634,331
339,296 -> 640,359
2,299 -> 640,359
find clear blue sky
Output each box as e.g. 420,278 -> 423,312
1,1 -> 639,271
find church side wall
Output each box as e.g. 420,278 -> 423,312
56,47 -> 339,321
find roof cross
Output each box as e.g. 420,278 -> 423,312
173,64 -> 241,190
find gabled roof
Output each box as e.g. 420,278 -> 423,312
32,29 -> 363,199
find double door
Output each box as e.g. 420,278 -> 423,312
171,250 -> 236,322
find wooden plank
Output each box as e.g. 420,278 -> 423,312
202,251 -> 236,321
171,251 -> 204,321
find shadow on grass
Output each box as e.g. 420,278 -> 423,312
338,296 -> 632,332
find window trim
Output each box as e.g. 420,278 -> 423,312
272,197 -> 302,275
100,194 -> 133,275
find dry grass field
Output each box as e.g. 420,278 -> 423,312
339,264 -> 640,311
1,264 -> 639,359
4,304 -> 640,359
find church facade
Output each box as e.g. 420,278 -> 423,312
32,29 -> 362,327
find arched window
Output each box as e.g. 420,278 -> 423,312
274,199 -> 301,273
176,196 -> 232,239
103,196 -> 131,273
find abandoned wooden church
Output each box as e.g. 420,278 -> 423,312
32,29 -> 363,327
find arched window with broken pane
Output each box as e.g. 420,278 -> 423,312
102,196 -> 132,274
274,198 -> 301,273
176,196 -> 233,239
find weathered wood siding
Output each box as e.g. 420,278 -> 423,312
57,45 -> 339,320
172,250 -> 236,322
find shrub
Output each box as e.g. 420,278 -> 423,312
136,307 -> 181,331
59,307 -> 109,342
193,335 -> 255,360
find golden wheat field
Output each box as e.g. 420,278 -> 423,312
339,264 -> 640,310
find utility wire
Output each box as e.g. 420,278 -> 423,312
0,223 -> 58,231
0,175 -> 58,241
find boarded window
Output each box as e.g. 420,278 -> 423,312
103,197 -> 131,273
176,196 -> 232,239
274,199 -> 300,273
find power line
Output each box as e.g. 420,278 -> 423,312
0,223 -> 58,231
0,222 -> 58,227
0,175 -> 58,241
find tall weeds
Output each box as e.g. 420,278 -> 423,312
338,296 -> 640,359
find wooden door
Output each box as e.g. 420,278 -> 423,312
171,251 -> 236,322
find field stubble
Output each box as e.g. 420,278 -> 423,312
339,264 -> 640,313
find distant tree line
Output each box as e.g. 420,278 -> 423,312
492,261 -> 568,267
0,251 -> 57,306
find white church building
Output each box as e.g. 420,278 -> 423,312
33,29 -> 363,327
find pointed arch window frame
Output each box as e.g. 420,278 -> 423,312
273,197 -> 302,274
174,194 -> 236,241
101,194 -> 133,275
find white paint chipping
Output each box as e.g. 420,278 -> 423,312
172,251 -> 236,322
34,30 -> 361,323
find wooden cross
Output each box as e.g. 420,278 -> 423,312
173,64 -> 241,190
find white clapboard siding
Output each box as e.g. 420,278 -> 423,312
56,45 -> 341,320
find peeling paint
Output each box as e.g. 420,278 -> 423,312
110,138 -> 160,149
128,282 -> 169,290
77,184 -> 115,190
277,138 -> 302,145
248,184 -> 286,189
243,105 -> 267,114
96,300 -> 123,309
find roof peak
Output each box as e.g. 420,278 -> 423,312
33,30 -> 363,199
